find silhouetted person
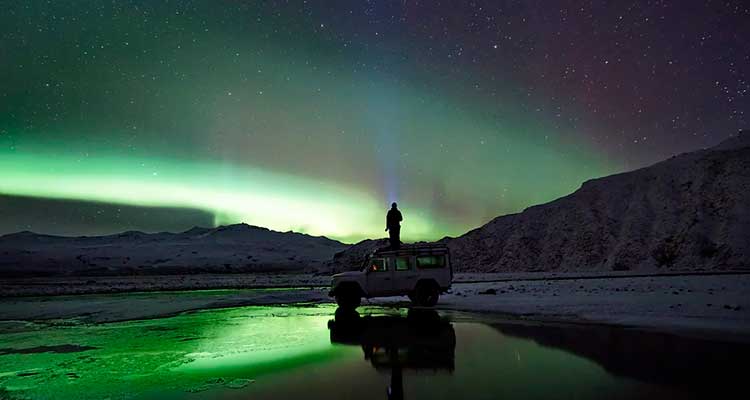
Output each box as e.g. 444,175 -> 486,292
385,202 -> 402,249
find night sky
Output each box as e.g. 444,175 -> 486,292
1,1 -> 748,242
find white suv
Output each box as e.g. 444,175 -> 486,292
329,244 -> 453,308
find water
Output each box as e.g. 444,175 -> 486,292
0,304 -> 746,399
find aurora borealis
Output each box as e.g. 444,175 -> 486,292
1,1 -> 747,242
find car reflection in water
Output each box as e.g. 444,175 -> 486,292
328,307 -> 456,400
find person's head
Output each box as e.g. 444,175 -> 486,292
391,202 -> 398,209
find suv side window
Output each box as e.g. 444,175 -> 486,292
416,255 -> 445,269
369,258 -> 387,272
395,257 -> 411,271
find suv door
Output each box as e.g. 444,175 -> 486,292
365,257 -> 394,296
393,256 -> 418,293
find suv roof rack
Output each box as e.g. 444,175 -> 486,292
372,243 -> 449,256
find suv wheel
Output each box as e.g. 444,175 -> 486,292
335,287 -> 361,310
413,282 -> 440,307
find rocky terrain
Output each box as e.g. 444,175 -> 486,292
0,223 -> 347,277
442,132 -> 750,273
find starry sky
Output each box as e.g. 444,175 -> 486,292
1,1 -> 748,243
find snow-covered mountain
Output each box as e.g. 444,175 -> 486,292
0,223 -> 348,276
4,132 -> 748,277
443,131 -> 750,272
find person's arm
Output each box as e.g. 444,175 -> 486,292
398,211 -> 403,222
385,213 -> 389,231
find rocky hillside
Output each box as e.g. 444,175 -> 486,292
0,223 -> 348,276
325,238 -> 389,274
444,132 -> 750,272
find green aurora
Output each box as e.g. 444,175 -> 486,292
0,1 -> 621,242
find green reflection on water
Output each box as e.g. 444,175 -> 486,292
0,304 -> 347,399
0,304 -> 686,400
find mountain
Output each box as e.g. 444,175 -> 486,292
4,132 -> 748,277
0,223 -> 348,276
326,238 -> 390,274
443,131 -> 750,272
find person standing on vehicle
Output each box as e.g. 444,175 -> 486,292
385,202 -> 403,249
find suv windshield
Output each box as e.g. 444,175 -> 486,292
368,258 -> 387,272
361,256 -> 389,272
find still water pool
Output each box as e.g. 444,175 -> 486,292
0,304 -> 745,399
